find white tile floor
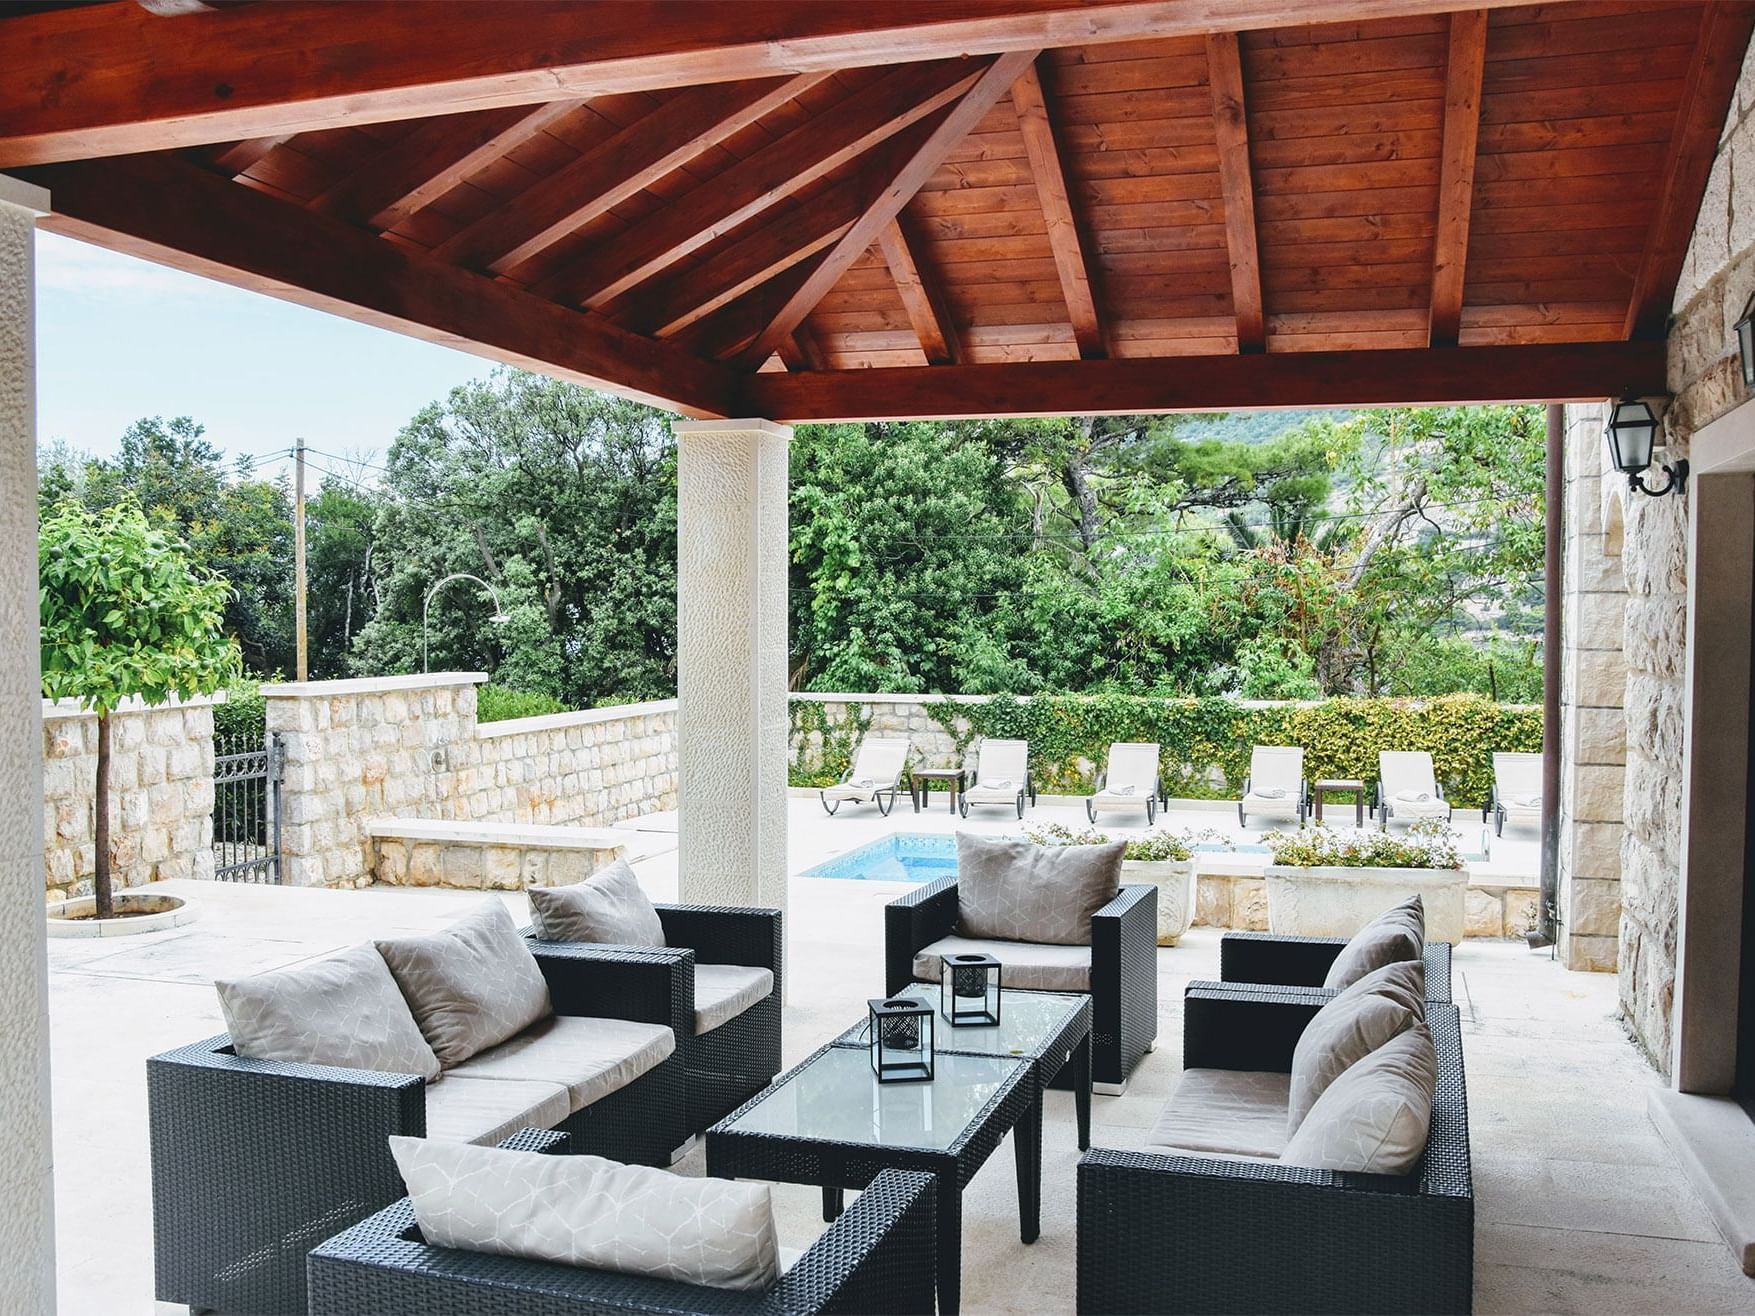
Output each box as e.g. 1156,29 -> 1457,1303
45,794 -> 1748,1314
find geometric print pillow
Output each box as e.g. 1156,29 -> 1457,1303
527,858 -> 666,947
1280,1022 -> 1438,1176
216,942 -> 441,1081
955,832 -> 1125,946
388,1136 -> 779,1291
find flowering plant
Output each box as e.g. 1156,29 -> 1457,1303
1023,821 -> 1230,863
1263,819 -> 1462,870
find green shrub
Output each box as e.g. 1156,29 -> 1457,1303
476,683 -> 570,724
1023,821 -> 1233,863
1263,819 -> 1462,870
212,675 -> 268,749
787,698 -> 872,787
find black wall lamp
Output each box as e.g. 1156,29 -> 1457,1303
1736,291 -> 1755,389
1605,398 -> 1687,498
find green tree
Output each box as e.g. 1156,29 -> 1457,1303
39,502 -> 240,917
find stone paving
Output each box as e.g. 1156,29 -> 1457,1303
42,794 -> 1749,1313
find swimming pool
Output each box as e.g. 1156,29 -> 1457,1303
805,833 -> 957,883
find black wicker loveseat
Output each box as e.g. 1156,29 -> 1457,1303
885,875 -> 1157,1090
307,1128 -> 940,1316
1219,929 -> 1454,1002
1076,982 -> 1473,1314
148,940 -> 694,1316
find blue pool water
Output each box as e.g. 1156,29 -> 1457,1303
806,833 -> 957,883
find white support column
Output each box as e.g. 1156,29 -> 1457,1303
673,419 -> 791,916
0,174 -> 56,1312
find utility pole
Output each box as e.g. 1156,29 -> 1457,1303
294,437 -> 308,681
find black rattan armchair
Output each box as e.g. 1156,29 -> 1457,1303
1219,930 -> 1453,1002
308,1128 -> 940,1316
1077,985 -> 1473,1314
148,943 -> 692,1316
885,877 -> 1157,1090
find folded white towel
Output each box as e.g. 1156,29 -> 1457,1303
1395,790 -> 1433,803
1107,783 -> 1138,796
1511,793 -> 1542,809
978,777 -> 1015,791
848,777 -> 878,790
1254,787 -> 1288,800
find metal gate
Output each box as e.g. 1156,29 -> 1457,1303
212,731 -> 284,883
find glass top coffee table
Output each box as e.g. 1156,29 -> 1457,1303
706,1042 -> 1036,1315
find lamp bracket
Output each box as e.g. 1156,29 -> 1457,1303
1629,458 -> 1689,498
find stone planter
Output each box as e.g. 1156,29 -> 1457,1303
1124,857 -> 1198,946
1264,864 -> 1466,944
45,891 -> 196,939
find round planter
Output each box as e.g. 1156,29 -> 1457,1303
1124,857 -> 1198,946
46,892 -> 196,939
1263,864 -> 1466,943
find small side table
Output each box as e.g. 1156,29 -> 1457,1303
909,767 -> 966,814
1312,778 -> 1367,826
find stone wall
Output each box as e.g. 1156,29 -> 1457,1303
40,697 -> 216,902
264,674 -> 676,888
365,820 -> 625,891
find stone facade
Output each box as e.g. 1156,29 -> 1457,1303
40,697 -> 217,902
264,674 -> 676,888
366,821 -> 625,891
791,693 -> 978,778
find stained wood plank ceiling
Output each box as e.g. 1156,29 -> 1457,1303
2,0 -> 1744,419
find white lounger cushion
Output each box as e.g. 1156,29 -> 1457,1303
1141,1068 -> 1293,1161
694,964 -> 774,1035
963,781 -> 1022,802
1090,743 -> 1159,804
423,1074 -> 572,1146
913,934 -> 1091,993
448,1014 -> 674,1113
821,782 -> 886,802
1242,789 -> 1301,811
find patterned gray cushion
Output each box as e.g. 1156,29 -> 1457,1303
1280,1022 -> 1438,1175
1321,894 -> 1425,990
376,901 -> 552,1068
1288,958 -> 1425,1132
216,942 -> 441,1081
388,1137 -> 779,1291
955,833 -> 1124,946
527,859 -> 666,946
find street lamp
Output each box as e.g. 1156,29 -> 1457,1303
421,572 -> 510,672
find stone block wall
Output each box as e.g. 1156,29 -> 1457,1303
40,697 -> 216,901
367,826 -> 625,891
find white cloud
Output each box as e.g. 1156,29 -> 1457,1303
34,230 -> 238,302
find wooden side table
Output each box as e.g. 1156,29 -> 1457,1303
1312,778 -> 1367,826
909,767 -> 966,814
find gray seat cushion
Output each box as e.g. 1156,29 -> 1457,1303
448,1013 -> 675,1113
695,964 -> 774,1036
1141,1068 -> 1293,1161
527,859 -> 666,947
955,832 -> 1123,945
913,934 -> 1091,993
423,1073 -> 571,1146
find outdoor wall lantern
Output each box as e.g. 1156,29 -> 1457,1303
941,952 -> 1002,1027
1604,398 -> 1687,498
1736,290 -> 1755,389
869,996 -> 934,1083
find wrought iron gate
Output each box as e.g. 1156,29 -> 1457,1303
212,731 -> 284,883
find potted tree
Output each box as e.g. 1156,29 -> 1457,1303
1262,820 -> 1467,942
40,502 -> 239,933
1025,823 -> 1218,946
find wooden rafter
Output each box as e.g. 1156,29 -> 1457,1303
432,74 -> 827,277
1428,9 -> 1487,348
678,255 -> 832,361
776,324 -> 830,372
209,136 -> 288,176
24,156 -> 734,418
739,49 -> 1041,368
538,59 -> 985,309
1011,58 -> 1103,358
742,341 -> 1668,422
1623,1 -> 1755,339
1206,31 -> 1264,353
876,218 -> 964,365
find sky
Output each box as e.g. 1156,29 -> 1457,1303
34,230 -> 493,485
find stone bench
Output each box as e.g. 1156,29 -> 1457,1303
364,818 -> 625,891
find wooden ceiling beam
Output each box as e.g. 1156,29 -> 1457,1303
677,256 -> 832,361
742,341 -> 1668,421
1623,1 -> 1755,339
0,1 -> 1559,166
538,59 -> 984,309
435,74 -> 826,278
22,155 -> 734,418
1428,9 -> 1488,348
1011,58 -> 1104,358
739,49 -> 1040,368
208,135 -> 288,176
876,217 -> 964,365
1205,31 -> 1264,353
778,323 -> 830,372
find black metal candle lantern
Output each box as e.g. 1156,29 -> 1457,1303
868,997 -> 934,1082
940,952 -> 1002,1027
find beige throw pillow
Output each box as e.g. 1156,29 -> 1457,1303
955,833 -> 1125,946
217,943 -> 442,1081
1280,1022 -> 1438,1176
1288,958 -> 1425,1131
376,902 -> 552,1068
527,859 -> 666,946
388,1136 -> 779,1291
1322,894 -> 1425,990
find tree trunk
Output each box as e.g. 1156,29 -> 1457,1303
94,711 -> 113,919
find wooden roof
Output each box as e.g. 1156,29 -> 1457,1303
4,0 -> 1742,420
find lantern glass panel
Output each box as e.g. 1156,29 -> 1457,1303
940,953 -> 1003,1027
1605,400 -> 1657,475
868,997 -> 934,1083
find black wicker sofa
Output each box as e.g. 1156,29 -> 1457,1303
1077,981 -> 1473,1315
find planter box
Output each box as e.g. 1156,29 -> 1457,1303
1124,857 -> 1197,947
1264,864 -> 1466,943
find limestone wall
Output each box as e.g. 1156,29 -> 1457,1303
40,697 -> 217,902
365,820 -> 625,891
264,674 -> 676,888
